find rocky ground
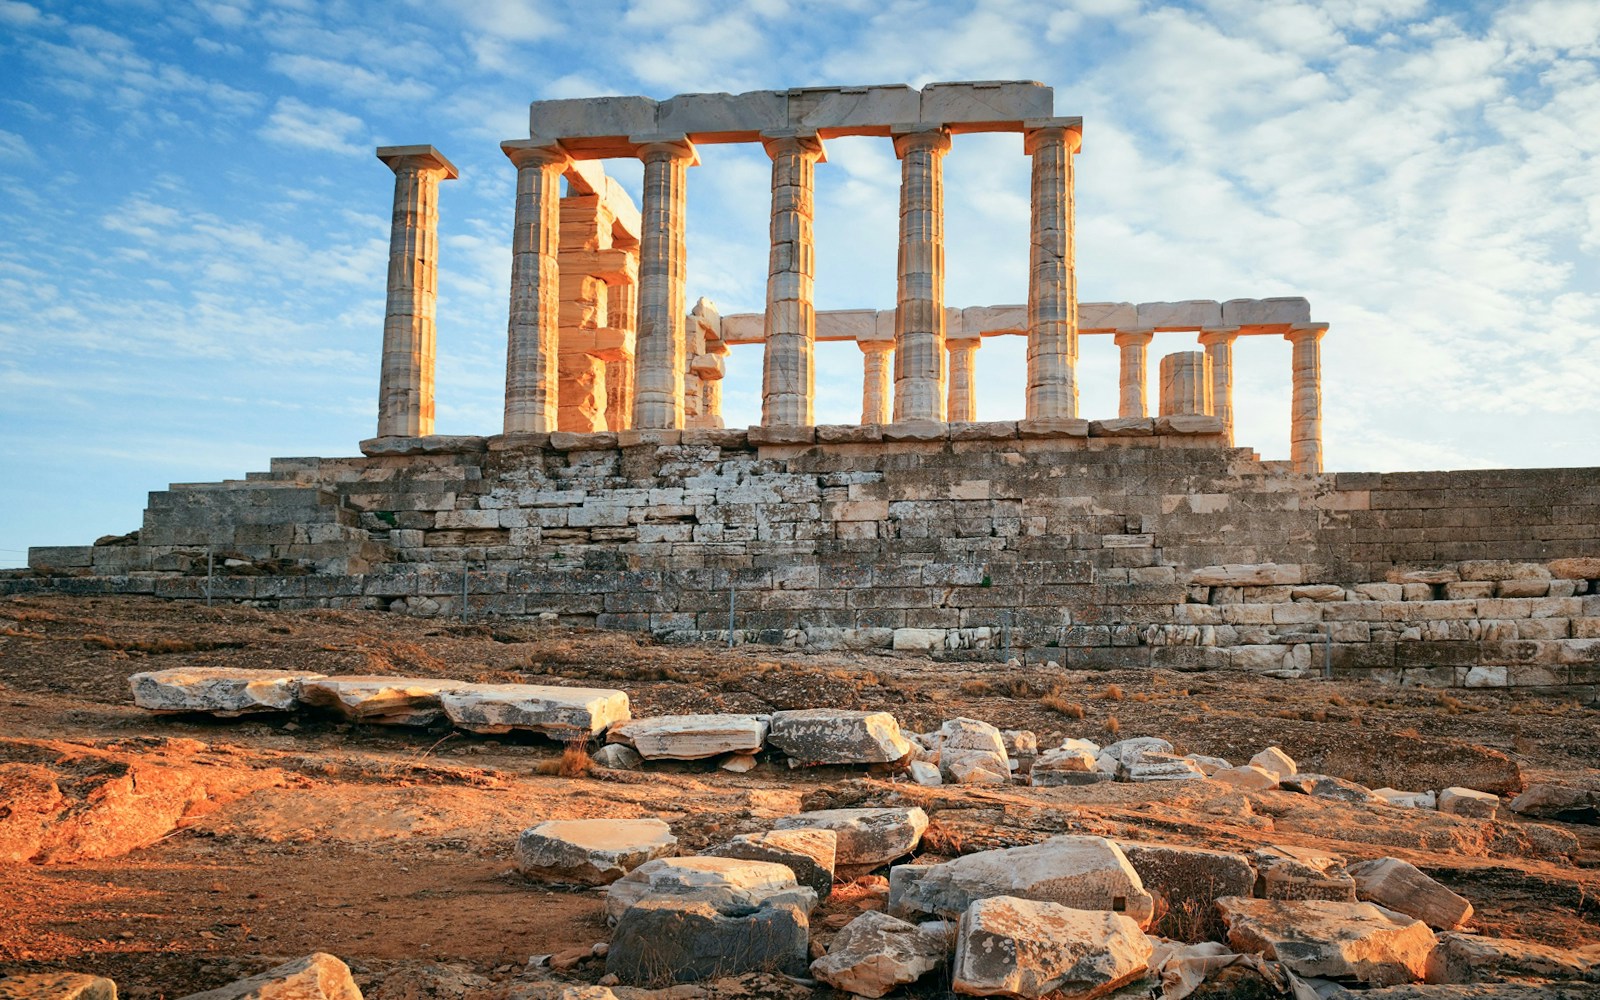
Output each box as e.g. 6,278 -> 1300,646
2,594 -> 1598,999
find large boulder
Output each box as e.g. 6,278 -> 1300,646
608,714 -> 768,760
603,856 -> 814,922
1426,931 -> 1600,984
702,828 -> 836,899
1252,845 -> 1357,902
1348,857 -> 1473,930
1117,843 -> 1256,938
176,953 -> 361,999
514,818 -> 676,885
1213,764 -> 1280,791
938,717 -> 1009,758
605,894 -> 810,986
297,675 -> 467,726
1439,787 -> 1499,820
810,911 -> 947,998
951,896 -> 1152,999
0,973 -> 117,1000
440,683 -> 629,738
129,667 -> 324,716
773,807 -> 928,867
766,709 -> 912,764
1218,897 -> 1436,986
1249,746 -> 1297,779
941,748 -> 1010,785
889,836 -> 1156,928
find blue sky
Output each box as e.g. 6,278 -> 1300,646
2,0 -> 1597,566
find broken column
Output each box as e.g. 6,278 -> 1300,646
891,126 -> 951,423
1024,120 -> 1082,419
946,333 -> 980,423
633,138 -> 696,430
761,132 -> 825,427
1287,323 -> 1328,474
1114,329 -> 1154,418
1159,351 -> 1212,416
860,339 -> 894,425
688,299 -> 727,429
375,145 -> 458,439
500,140 -> 568,435
1198,326 -> 1239,444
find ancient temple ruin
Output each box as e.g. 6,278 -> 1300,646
13,83 -> 1598,693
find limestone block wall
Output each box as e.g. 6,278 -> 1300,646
13,426 -> 1599,693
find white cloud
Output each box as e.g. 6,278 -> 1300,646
259,95 -> 367,154
0,129 -> 37,163
267,52 -> 434,102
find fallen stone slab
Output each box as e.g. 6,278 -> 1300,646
1101,737 -> 1173,768
773,807 -> 928,867
608,714 -> 768,760
606,894 -> 810,986
1146,940 -> 1291,1000
1032,769 -> 1113,788
604,856 -> 813,922
1214,764 -> 1280,791
177,953 -> 361,999
767,709 -> 912,764
515,818 -> 677,885
1250,746 -> 1297,779
939,717 -> 1009,758
702,828 -> 837,899
440,683 -> 630,738
1439,787 -> 1499,820
810,910 -> 946,998
889,835 -> 1155,928
1253,845 -> 1356,902
1033,746 -> 1096,776
130,667 -> 325,716
1218,897 -> 1435,986
941,747 -> 1010,784
0,973 -> 117,1000
1425,931 -> 1600,984
1508,784 -> 1600,823
1117,843 -> 1255,936
1374,787 -> 1438,810
297,675 -> 468,726
1126,756 -> 1206,782
1281,773 -> 1383,805
1184,754 -> 1232,775
951,896 -> 1153,999
1348,858 -> 1473,930
909,760 -> 942,785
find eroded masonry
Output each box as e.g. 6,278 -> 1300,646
14,82 -> 1600,692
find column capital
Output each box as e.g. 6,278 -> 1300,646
945,334 -> 982,349
376,144 -> 458,179
857,337 -> 895,355
1114,328 -> 1155,348
891,124 -> 952,159
1022,117 -> 1084,155
759,129 -> 827,163
1198,325 -> 1241,346
632,135 -> 699,165
1285,322 -> 1329,344
500,139 -> 569,170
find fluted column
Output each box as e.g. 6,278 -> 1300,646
605,279 -> 636,432
375,145 -> 457,439
1024,121 -> 1082,419
891,126 -> 951,422
859,340 -> 894,424
1113,328 -> 1154,418
632,139 -> 696,430
761,132 -> 824,426
946,337 -> 980,422
1287,323 -> 1328,474
1159,351 -> 1212,416
1198,326 -> 1240,444
500,140 -> 568,434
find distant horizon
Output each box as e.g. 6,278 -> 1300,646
3,0 -> 1598,567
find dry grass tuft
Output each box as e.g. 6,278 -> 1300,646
1097,684 -> 1125,701
1040,692 -> 1085,718
919,820 -> 965,857
80,633 -> 236,654
1103,715 -> 1121,736
535,742 -> 595,778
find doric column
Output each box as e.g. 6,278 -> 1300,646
500,140 -> 568,435
859,340 -> 894,425
1113,328 -> 1154,418
1198,326 -> 1240,444
605,280 -> 636,432
632,138 -> 696,430
375,145 -> 457,439
761,131 -> 825,427
1287,323 -> 1328,474
1158,351 -> 1212,416
891,126 -> 952,422
946,336 -> 981,422
1023,120 -> 1083,419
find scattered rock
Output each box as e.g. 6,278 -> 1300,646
766,709 -> 912,764
0,973 -> 117,1000
176,953 -> 361,999
1281,773 -> 1382,804
1374,787 -> 1438,810
1125,755 -> 1206,782
1249,746 -> 1297,779
1508,784 -> 1600,824
604,856 -> 813,922
592,744 -> 643,770
1032,746 -> 1095,774
1213,765 -> 1279,791
439,683 -> 630,738
606,894 -> 810,986
1101,737 -> 1173,769
1001,730 -> 1038,757
939,717 -> 1009,758
951,896 -> 1153,999
809,910 -> 946,998
889,835 -> 1155,928
1348,857 -> 1473,930
1425,931 -> 1600,984
1183,754 -> 1231,775
298,675 -> 468,726
1439,787 -> 1499,820
1032,769 -> 1112,788
608,714 -> 768,760
1218,897 -> 1435,986
773,807 -> 928,867
1117,843 -> 1256,937
908,760 -> 942,785
719,752 -> 758,773
1252,845 -> 1356,902
941,748 -> 1009,785
703,829 -> 836,899
514,818 -> 676,885
130,667 -> 325,716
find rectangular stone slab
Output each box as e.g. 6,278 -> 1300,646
439,683 -> 630,737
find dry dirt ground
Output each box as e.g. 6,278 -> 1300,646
1,594 -> 1598,999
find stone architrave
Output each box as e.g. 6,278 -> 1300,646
891,126 -> 952,422
1198,326 -> 1239,444
1159,351 -> 1212,417
1286,323 -> 1327,474
501,140 -> 569,434
945,335 -> 981,422
375,145 -> 458,439
632,138 -> 696,430
761,132 -> 824,427
859,340 -> 894,424
1024,121 -> 1082,420
1113,329 -> 1154,418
